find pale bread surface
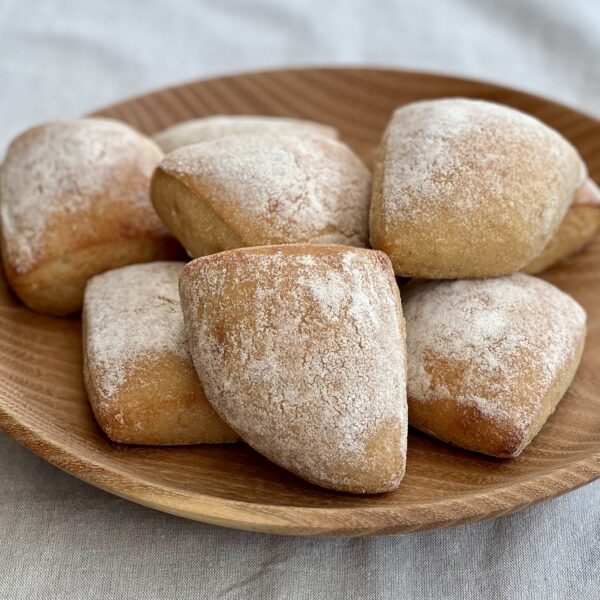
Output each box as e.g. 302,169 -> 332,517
403,273 -> 587,457
370,98 -> 587,278
83,261 -> 237,445
151,132 -> 371,257
0,118 -> 181,315
179,245 -> 407,493
153,115 -> 338,152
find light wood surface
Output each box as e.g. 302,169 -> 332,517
0,68 -> 599,536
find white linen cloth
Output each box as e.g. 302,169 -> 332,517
0,0 -> 599,597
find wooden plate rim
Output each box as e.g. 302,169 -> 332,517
88,65 -> 600,127
1,401 -> 598,535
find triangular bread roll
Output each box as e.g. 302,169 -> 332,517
0,118 -> 181,316
403,273 -> 586,457
179,246 -> 408,493
151,133 -> 370,258
370,99 -> 586,278
83,262 -> 237,445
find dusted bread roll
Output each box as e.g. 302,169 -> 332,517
179,245 -> 408,493
0,118 -> 181,316
83,262 -> 237,445
403,274 -> 586,458
370,99 -> 587,279
153,115 -> 338,152
151,132 -> 371,257
523,178 -> 600,274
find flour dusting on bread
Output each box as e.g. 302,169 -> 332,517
159,133 -> 371,247
0,118 -> 164,273
381,99 -> 586,230
370,98 -> 588,279
152,115 -> 338,152
84,261 -> 188,400
179,246 -> 407,492
404,273 -> 587,437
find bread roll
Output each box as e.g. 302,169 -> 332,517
403,274 -> 586,457
151,133 -> 370,258
370,99 -> 587,278
522,178 -> 600,274
0,118 -> 182,316
179,245 -> 407,493
83,262 -> 237,445
153,115 -> 338,152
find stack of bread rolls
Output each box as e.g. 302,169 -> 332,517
1,102 -> 596,494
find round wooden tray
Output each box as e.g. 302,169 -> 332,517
1,68 -> 599,536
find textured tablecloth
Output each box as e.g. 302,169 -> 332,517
1,1 -> 599,598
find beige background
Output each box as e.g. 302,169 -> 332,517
1,0 -> 599,598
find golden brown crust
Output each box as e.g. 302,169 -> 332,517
370,99 -> 586,278
403,275 -> 587,457
151,133 -> 371,258
179,245 -> 408,493
82,262 -> 237,446
522,179 -> 600,274
409,335 -> 585,457
150,170 -> 244,257
0,119 -> 183,316
4,233 -> 182,317
84,350 -> 237,445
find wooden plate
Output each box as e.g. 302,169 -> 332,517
1,68 -> 599,536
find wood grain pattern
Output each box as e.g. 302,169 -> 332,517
0,68 -> 599,536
